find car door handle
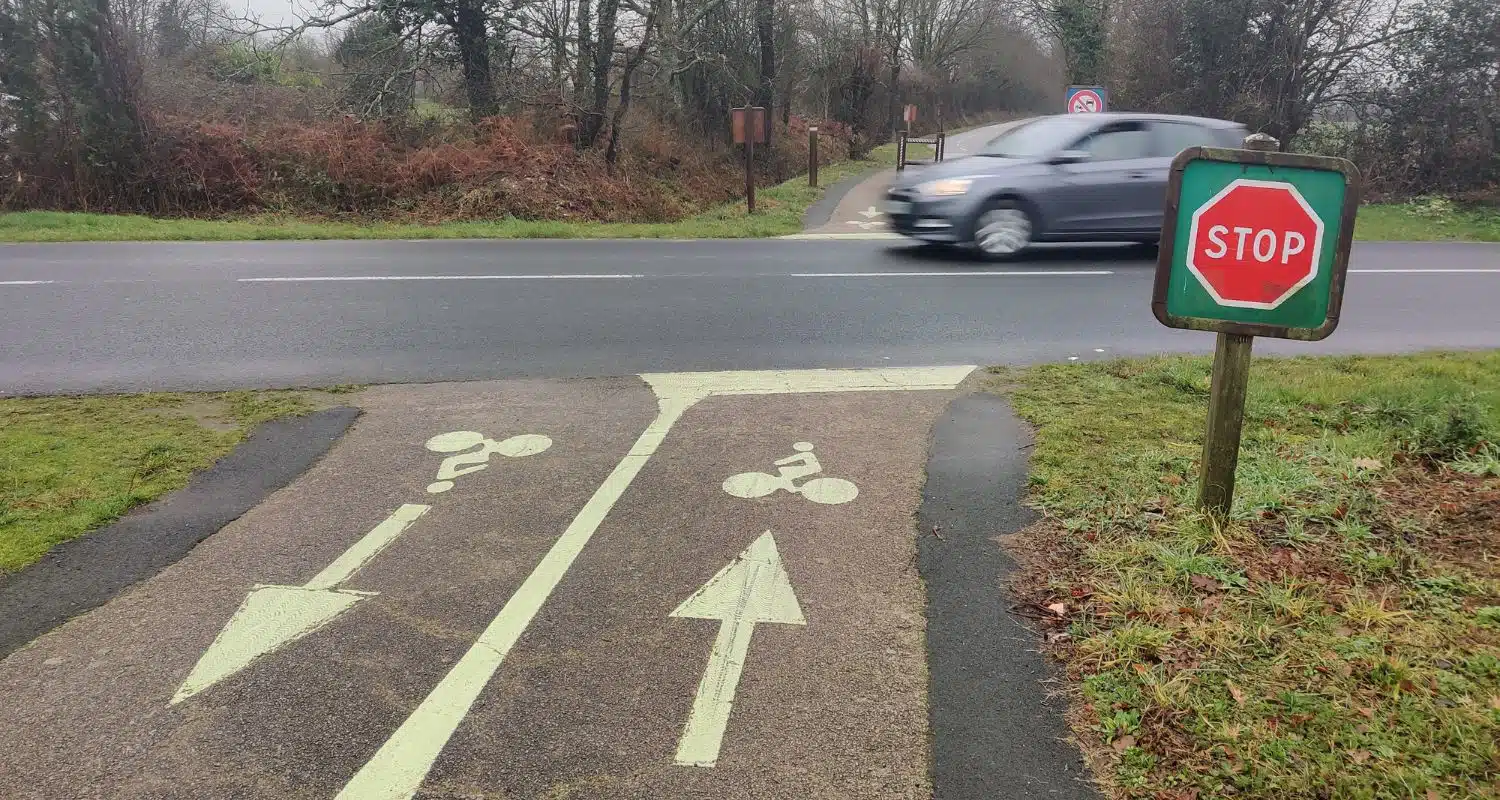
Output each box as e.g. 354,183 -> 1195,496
1126,171 -> 1152,180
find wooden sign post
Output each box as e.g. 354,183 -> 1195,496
732,106 -> 767,213
808,125 -> 819,188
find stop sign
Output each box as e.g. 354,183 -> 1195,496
1186,178 -> 1325,310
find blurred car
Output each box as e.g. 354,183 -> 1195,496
885,112 -> 1249,259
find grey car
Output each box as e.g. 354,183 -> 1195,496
885,112 -> 1249,259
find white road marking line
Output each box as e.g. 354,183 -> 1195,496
779,232 -> 904,240
238,274 -> 641,282
1350,268 -> 1500,273
172,504 -> 431,704
671,531 -> 805,768
0,280 -> 55,285
792,270 -> 1113,277
338,365 -> 976,800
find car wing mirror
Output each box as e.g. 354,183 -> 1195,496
1050,149 -> 1089,165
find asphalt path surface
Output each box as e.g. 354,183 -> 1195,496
1,368 -> 1082,799
2,239 -> 1497,393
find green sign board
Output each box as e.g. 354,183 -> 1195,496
1153,146 -> 1361,341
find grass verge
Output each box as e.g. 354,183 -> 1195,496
1355,199 -> 1500,243
994,352 -> 1500,799
0,140 -> 912,243
0,390 -> 347,573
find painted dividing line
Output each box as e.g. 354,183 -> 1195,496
239,274 -> 641,282
792,270 -> 1114,278
0,280 -> 55,285
1349,268 -> 1500,274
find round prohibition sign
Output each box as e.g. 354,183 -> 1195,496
1068,89 -> 1103,113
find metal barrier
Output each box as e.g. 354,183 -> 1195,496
896,130 -> 946,172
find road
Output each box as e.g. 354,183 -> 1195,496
2,239 -> 1498,394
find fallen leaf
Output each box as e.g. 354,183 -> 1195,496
1399,678 -> 1417,693
1352,457 -> 1384,471
1356,706 -> 1375,719
1427,790 -> 1440,800
1132,663 -> 1150,675
1227,681 -> 1246,705
1112,734 -> 1137,752
1190,574 -> 1221,592
1046,632 -> 1072,644
1163,474 -> 1184,486
1350,749 -> 1371,765
1046,602 -> 1068,616
1489,696 -> 1500,710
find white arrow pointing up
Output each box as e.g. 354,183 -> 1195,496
671,531 -> 805,768
171,503 -> 430,704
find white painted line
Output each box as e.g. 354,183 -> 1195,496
1349,268 -> 1500,274
0,280 -> 55,285
780,232 -> 905,240
238,274 -> 640,282
338,365 -> 976,800
792,270 -> 1113,278
672,531 -> 805,767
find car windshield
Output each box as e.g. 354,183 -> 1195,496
977,116 -> 1097,158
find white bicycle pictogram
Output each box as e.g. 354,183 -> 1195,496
721,442 -> 859,505
424,430 -> 552,493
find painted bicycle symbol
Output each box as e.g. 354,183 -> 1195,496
721,442 -> 858,505
424,430 -> 552,493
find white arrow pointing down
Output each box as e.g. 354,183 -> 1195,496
671,531 -> 805,768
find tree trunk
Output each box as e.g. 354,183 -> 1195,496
574,0 -> 593,108
452,0 -> 497,120
606,11 -> 655,170
577,0 -> 618,147
755,0 -> 775,143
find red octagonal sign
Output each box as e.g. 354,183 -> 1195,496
1186,178 -> 1325,310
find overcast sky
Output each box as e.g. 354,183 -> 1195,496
236,0 -> 304,27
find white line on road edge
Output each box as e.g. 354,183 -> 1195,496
1350,268 -> 1500,274
793,270 -> 1114,278
238,274 -> 641,282
0,280 -> 55,285
337,366 -> 977,800
780,232 -> 905,240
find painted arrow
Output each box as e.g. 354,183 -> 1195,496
671,531 -> 805,768
171,503 -> 431,704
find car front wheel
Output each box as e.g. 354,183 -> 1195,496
971,201 -> 1034,260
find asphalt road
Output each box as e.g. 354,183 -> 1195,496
2,239 -> 1497,393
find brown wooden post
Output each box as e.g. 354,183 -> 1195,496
808,125 -> 819,188
1195,131 -> 1281,517
1197,332 -> 1254,515
745,132 -> 756,214
897,130 -> 908,173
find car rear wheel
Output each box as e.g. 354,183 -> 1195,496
971,201 -> 1034,260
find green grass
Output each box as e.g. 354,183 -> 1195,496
996,352 -> 1500,799
0,141 -> 909,243
0,390 -> 334,572
1355,198 -> 1500,242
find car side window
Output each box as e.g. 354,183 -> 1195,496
1151,122 -> 1225,157
1073,124 -> 1153,161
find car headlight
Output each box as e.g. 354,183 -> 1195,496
915,178 -> 973,197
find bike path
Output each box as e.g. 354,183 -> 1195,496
0,367 -> 1089,799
